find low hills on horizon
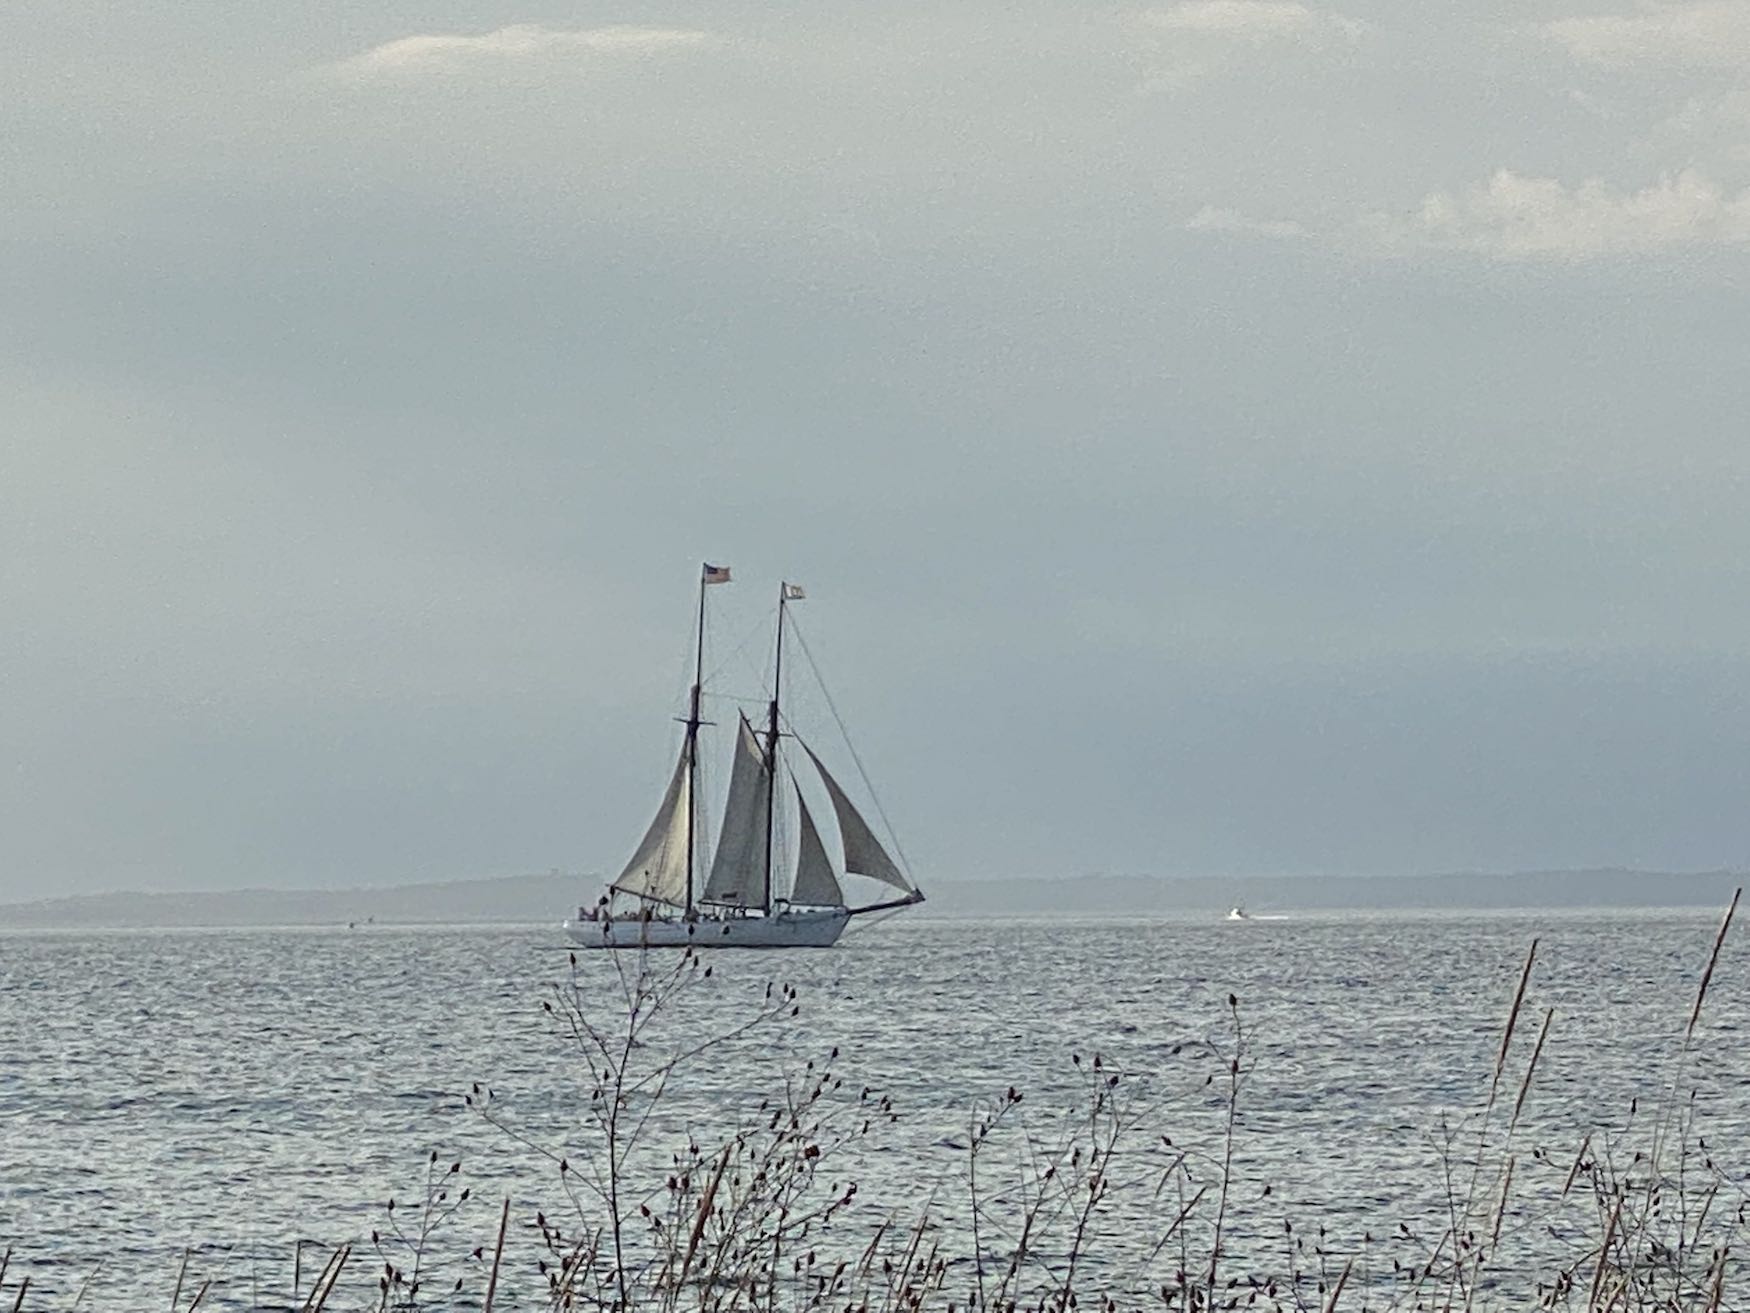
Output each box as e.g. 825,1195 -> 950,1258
0,867 -> 1741,929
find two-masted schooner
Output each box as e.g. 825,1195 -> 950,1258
565,564 -> 924,949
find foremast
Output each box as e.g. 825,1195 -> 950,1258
683,568 -> 708,918
609,563 -> 729,914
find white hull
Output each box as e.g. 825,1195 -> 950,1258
565,907 -> 850,950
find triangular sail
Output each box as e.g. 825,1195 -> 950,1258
789,786 -> 845,907
800,741 -> 912,893
610,743 -> 693,907
703,715 -> 771,907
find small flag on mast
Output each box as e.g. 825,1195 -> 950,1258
702,563 -> 732,585
782,582 -> 806,600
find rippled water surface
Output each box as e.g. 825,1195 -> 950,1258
2,909 -> 1746,1308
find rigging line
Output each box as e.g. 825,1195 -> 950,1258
843,905 -> 906,935
665,590 -> 702,721
784,613 -> 918,883
708,694 -> 774,715
699,605 -> 779,696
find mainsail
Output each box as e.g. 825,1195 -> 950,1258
789,786 -> 845,907
800,741 -> 913,894
703,715 -> 771,907
610,743 -> 693,906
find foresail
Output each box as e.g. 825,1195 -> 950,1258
610,744 -> 693,906
789,786 -> 844,907
703,715 -> 770,907
800,741 -> 913,893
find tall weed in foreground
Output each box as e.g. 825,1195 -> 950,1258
3,896 -> 1744,1311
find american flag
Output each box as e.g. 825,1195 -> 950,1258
782,582 -> 806,600
701,562 -> 732,585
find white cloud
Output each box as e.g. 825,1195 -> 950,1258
1144,1 -> 1365,40
1184,205 -> 1307,237
330,25 -> 711,76
1548,2 -> 1750,69
1386,168 -> 1750,259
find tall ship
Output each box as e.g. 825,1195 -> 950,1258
565,564 -> 924,949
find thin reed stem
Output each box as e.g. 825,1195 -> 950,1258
1587,1193 -> 1623,1312
1494,940 -> 1539,1093
1205,995 -> 1244,1311
483,1196 -> 509,1313
1688,888 -> 1740,1041
307,1244 -> 348,1313
170,1248 -> 188,1312
1651,889 -> 1742,1182
1510,1008 -> 1554,1132
1322,1255 -> 1353,1312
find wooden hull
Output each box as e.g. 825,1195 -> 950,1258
564,907 -> 850,949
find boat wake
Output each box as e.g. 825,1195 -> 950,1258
1226,907 -> 1291,922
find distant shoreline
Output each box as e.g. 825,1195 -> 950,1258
0,868 -> 1740,930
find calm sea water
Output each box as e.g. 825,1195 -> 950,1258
1,910 -> 1745,1309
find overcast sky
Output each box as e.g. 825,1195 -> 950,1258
4,0 -> 1750,898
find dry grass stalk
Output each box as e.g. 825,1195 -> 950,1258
9,1275 -> 27,1313
1703,1246 -> 1727,1312
1562,1134 -> 1592,1199
1489,1155 -> 1515,1255
1495,939 -> 1539,1089
170,1248 -> 189,1311
1650,888 -> 1743,1185
1586,1193 -> 1624,1312
1511,1007 -> 1555,1131
483,1196 -> 510,1313
1321,1255 -> 1353,1312
678,1144 -> 729,1289
1205,994 -> 1245,1311
1447,939 -> 1541,1313
298,1244 -> 347,1313
307,1243 -> 348,1313
1687,887 -> 1740,1041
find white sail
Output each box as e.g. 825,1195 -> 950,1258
703,715 -> 771,907
610,743 -> 693,906
800,741 -> 912,893
789,786 -> 845,907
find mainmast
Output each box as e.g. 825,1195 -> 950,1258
761,584 -> 788,913
684,567 -> 710,917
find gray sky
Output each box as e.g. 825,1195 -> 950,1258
5,0 -> 1750,897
